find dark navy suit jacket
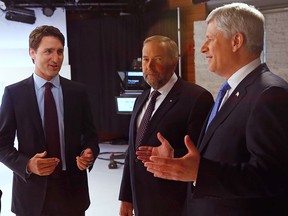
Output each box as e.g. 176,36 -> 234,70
119,78 -> 214,216
189,64 -> 288,216
0,75 -> 99,216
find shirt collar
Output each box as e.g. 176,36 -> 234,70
33,73 -> 61,90
227,58 -> 261,91
150,73 -> 178,96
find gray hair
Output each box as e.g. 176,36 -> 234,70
143,35 -> 179,59
206,2 -> 264,54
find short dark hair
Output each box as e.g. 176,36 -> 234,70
29,25 -> 65,51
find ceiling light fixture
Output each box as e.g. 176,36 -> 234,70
5,7 -> 36,24
42,5 -> 55,17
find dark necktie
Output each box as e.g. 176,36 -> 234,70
44,82 -> 62,175
206,81 -> 231,129
135,90 -> 161,148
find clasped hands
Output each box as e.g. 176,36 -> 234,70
136,132 -> 200,182
27,148 -> 94,176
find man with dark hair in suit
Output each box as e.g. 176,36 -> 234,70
0,25 -> 99,216
140,3 -> 288,216
118,35 -> 213,216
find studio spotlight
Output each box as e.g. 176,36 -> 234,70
42,5 -> 55,17
5,7 -> 36,24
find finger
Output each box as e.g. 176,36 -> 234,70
78,155 -> 93,164
144,159 -> 172,170
41,157 -> 60,163
76,156 -> 86,165
36,157 -> 59,166
83,151 -> 93,158
81,151 -> 94,162
184,135 -> 198,155
137,155 -> 150,163
76,157 -> 90,170
82,148 -> 93,157
146,168 -> 179,181
136,149 -> 151,156
138,146 -> 152,151
157,132 -> 168,144
76,160 -> 86,170
37,161 -> 60,176
149,155 -> 172,164
144,161 -> 180,181
34,151 -> 47,158
157,132 -> 173,150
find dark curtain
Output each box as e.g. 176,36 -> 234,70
67,9 -> 177,141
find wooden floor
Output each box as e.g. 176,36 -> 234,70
0,143 -> 128,216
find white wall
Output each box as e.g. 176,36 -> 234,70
0,7 -> 71,101
264,10 -> 288,81
194,9 -> 288,98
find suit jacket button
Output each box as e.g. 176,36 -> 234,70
135,158 -> 139,163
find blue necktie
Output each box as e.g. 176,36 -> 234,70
135,90 -> 161,148
206,81 -> 231,129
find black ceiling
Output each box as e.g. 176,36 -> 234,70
2,0 -> 158,14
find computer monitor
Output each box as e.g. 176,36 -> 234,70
115,96 -> 137,114
117,71 -> 145,91
126,71 -> 144,90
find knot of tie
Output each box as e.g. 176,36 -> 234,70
45,82 -> 53,91
219,81 -> 231,94
150,90 -> 161,101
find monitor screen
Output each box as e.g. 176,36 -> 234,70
115,96 -> 137,114
126,71 -> 143,90
117,71 -> 145,90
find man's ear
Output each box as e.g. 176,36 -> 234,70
29,48 -> 36,63
29,48 -> 35,58
231,32 -> 244,52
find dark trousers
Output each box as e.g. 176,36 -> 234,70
41,172 -> 85,216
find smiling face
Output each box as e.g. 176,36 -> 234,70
142,40 -> 177,90
29,36 -> 64,81
201,20 -> 235,79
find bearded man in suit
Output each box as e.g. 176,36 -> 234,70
119,35 -> 213,216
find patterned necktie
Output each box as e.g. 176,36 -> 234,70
135,90 -> 161,148
44,82 -> 62,175
206,81 -> 231,129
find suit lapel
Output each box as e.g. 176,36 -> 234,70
131,90 -> 150,151
138,80 -> 182,148
147,80 -> 182,133
198,87 -> 246,152
25,76 -> 45,141
132,79 -> 182,150
198,64 -> 266,152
